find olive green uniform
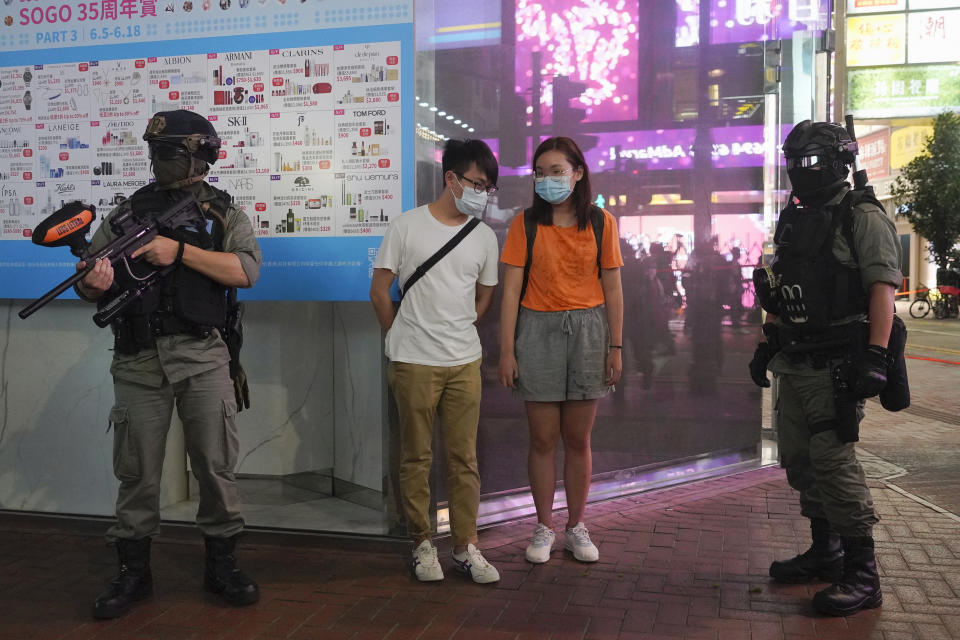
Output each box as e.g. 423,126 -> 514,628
85,183 -> 262,540
769,187 -> 901,538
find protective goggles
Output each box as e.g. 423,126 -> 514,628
147,142 -> 191,161
785,155 -> 827,170
146,133 -> 221,156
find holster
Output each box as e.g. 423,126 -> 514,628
879,315 -> 910,412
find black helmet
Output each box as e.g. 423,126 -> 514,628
143,110 -> 221,164
782,120 -> 858,167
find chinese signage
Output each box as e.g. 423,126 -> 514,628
858,128 -> 891,179
847,0 -> 906,14
847,64 -> 960,117
890,125 -> 933,168
846,14 -> 906,66
908,9 -> 960,64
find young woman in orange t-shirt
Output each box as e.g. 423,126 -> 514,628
499,136 -> 624,564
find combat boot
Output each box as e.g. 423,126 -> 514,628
92,538 -> 153,619
203,535 -> 260,606
813,536 -> 882,616
769,518 -> 843,583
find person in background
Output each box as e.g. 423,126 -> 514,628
498,136 -> 624,564
369,139 -> 501,584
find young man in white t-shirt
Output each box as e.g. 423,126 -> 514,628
369,139 -> 501,583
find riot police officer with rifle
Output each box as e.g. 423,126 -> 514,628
75,110 -> 262,619
749,120 -> 904,616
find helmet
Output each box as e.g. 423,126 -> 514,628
143,110 -> 221,164
782,120 -> 858,167
783,120 -> 858,204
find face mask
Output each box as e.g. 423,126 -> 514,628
453,177 -> 489,216
152,155 -> 191,186
535,175 -> 573,204
787,167 -> 846,206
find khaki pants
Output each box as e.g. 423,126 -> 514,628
387,359 -> 482,546
107,364 -> 244,540
776,370 -> 878,538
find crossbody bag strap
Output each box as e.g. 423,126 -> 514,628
400,217 -> 481,302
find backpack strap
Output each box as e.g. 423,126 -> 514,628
519,208 -> 538,304
519,206 -> 606,304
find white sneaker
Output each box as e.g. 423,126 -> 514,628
452,544 -> 500,584
525,523 -> 556,563
564,522 -> 599,562
412,540 -> 444,581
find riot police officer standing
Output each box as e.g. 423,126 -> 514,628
76,110 -> 262,618
749,120 -> 902,616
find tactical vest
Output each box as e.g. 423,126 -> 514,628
102,184 -> 233,349
767,189 -> 881,332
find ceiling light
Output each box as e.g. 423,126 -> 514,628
429,106 -> 438,112
454,119 -> 461,124
418,101 -> 428,107
468,127 -> 474,132
437,111 -> 446,116
461,123 -> 469,128
445,115 -> 454,120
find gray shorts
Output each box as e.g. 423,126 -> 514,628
515,306 -> 611,402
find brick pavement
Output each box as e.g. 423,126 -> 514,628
2,463 -> 959,640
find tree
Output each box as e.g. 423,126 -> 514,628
890,111 -> 960,268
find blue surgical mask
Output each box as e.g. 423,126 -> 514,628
535,175 -> 573,204
453,177 -> 489,216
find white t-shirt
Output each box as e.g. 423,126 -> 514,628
374,205 -> 499,366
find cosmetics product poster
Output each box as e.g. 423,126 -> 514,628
270,47 -> 335,112
0,66 -> 34,125
334,105 -> 398,173
35,120 -> 93,180
91,119 -> 150,181
0,181 -> 35,239
1,6 -> 413,301
268,111 -> 335,174
90,58 -> 149,121
147,55 -> 208,114
207,173 -> 272,237
269,172 -> 337,237
0,123 -> 34,182
337,171 -> 400,235
32,62 -> 91,124
333,42 -> 402,108
208,112 -> 271,174
208,50 -> 270,114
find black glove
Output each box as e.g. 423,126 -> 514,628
852,344 -> 888,399
230,360 -> 250,411
749,342 -> 772,388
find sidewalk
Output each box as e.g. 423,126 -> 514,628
2,462 -> 959,640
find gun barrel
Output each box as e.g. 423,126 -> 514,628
18,267 -> 90,319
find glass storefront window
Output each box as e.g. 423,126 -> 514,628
413,0 -> 830,530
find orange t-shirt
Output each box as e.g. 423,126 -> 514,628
501,208 -> 623,311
